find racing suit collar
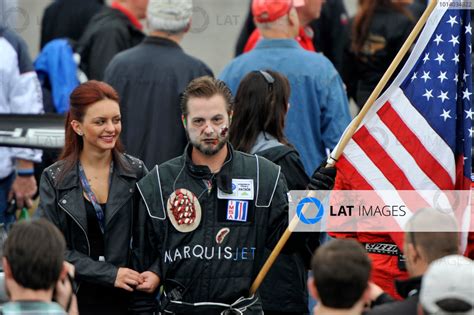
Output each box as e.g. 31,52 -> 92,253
184,143 -> 234,194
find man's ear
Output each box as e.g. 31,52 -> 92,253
59,262 -> 69,281
182,115 -> 187,128
307,277 -> 319,301
229,111 -> 233,123
3,257 -> 12,280
288,8 -> 298,27
407,243 -> 421,263
184,21 -> 191,33
362,283 -> 374,304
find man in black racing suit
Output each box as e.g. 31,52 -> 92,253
132,76 -> 297,314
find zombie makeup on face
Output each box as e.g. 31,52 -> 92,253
220,125 -> 228,137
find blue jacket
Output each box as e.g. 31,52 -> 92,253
35,39 -> 79,114
219,39 -> 351,175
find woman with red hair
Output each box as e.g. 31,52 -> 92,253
38,80 -> 148,314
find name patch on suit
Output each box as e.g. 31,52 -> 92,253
218,179 -> 254,200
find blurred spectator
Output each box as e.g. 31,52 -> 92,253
367,208 -> 460,315
409,0 -> 427,19
220,0 -> 351,175
419,255 -> 474,315
105,0 -> 212,169
230,70 -> 312,314
243,0 -> 321,53
0,26 -> 43,229
309,0 -> 349,74
235,0 -> 350,75
343,0 -> 415,109
2,219 -> 78,315
77,0 -> 147,80
308,239 -> 372,315
40,0 -> 104,49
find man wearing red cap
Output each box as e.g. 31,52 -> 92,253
219,0 -> 350,184
244,0 -> 324,53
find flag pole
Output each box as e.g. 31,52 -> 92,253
249,0 -> 438,296
330,0 -> 438,163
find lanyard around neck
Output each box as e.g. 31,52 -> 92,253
78,161 -> 113,234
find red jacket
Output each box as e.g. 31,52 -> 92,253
329,172 -> 408,299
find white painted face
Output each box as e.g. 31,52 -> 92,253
184,94 -> 230,156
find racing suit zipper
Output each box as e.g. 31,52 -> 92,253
206,179 -> 212,195
59,202 -> 91,293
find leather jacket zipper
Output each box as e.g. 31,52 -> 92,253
58,202 -> 91,294
59,203 -> 91,256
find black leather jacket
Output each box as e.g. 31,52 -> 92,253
38,153 -> 148,288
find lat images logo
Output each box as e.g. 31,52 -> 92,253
296,197 -> 324,224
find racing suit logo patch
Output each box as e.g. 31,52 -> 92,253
226,200 -> 248,222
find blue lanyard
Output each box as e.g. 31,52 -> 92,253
78,162 -> 113,234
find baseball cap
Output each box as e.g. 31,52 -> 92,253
147,0 -> 193,32
420,255 -> 474,314
252,0 -> 305,23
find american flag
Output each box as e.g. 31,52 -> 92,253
335,7 -> 472,194
329,5 -> 473,297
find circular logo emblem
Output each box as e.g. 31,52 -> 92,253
167,189 -> 202,233
189,6 -> 210,34
296,197 -> 324,224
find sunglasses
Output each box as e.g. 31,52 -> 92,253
258,70 -> 275,86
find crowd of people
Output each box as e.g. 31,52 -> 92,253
0,0 -> 473,314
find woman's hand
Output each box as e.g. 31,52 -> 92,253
136,271 -> 160,293
114,267 -> 143,292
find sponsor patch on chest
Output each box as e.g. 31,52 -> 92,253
218,179 -> 254,200
226,200 -> 248,222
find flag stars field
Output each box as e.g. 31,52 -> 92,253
440,109 -> 452,121
434,34 -> 444,45
465,108 -> 474,119
447,15 -> 458,27
438,71 -> 448,83
338,9 -> 473,192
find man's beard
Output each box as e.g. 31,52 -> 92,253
187,131 -> 228,156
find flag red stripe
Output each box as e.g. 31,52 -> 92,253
352,126 -> 431,210
377,102 -> 454,189
336,155 -> 374,190
353,126 -> 417,190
